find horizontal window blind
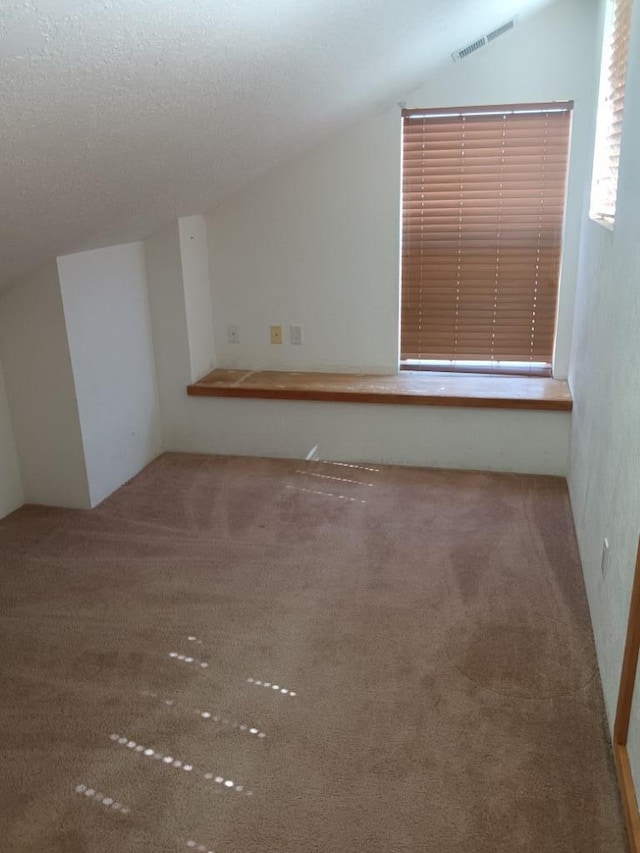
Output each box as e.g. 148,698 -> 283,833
591,0 -> 632,223
401,102 -> 572,373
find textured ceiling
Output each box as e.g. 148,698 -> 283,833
0,0 -> 556,289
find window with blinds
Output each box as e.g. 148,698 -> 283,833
400,102 -> 573,375
590,0 -> 632,224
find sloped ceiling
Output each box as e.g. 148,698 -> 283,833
0,0 -> 556,290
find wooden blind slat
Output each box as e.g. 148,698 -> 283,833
400,103 -> 571,368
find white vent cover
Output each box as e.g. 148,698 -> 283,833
452,18 -> 516,61
486,20 -> 516,42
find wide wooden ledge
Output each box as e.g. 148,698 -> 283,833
187,369 -> 572,412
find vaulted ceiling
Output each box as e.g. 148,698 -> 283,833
0,0 -> 556,289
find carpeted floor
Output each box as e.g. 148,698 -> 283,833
0,452 -> 627,852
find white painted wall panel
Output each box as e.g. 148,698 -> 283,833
57,243 -> 162,507
208,109 -> 401,373
165,396 -> 570,476
568,0 -> 640,783
179,215 -> 216,382
145,222 -> 193,450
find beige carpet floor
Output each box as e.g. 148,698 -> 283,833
0,452 -> 627,852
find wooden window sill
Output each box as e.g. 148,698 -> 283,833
187,369 -> 572,412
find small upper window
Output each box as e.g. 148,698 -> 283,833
590,0 -> 633,226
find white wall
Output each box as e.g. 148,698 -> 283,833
178,215 -> 216,383
207,0 -> 599,379
0,262 -> 90,509
208,109 -> 401,373
147,215 -> 570,476
140,0 -> 587,477
145,221 -> 195,449
168,396 -> 570,475
0,356 -> 23,518
568,0 -> 640,778
57,243 -> 162,507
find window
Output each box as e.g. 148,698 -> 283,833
590,0 -> 632,225
400,102 -> 573,376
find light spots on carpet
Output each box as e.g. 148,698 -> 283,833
140,690 -> 267,738
74,783 -> 130,814
168,651 -> 209,668
317,460 -> 380,473
295,470 -> 374,487
285,484 -> 366,504
185,839 -> 214,853
109,734 -> 253,796
186,635 -> 205,646
197,711 -> 267,739
247,676 -> 296,698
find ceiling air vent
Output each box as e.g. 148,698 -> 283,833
455,37 -> 486,60
486,19 -> 515,42
452,18 -> 516,61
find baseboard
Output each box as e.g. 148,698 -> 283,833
614,743 -> 640,852
614,538 -> 640,853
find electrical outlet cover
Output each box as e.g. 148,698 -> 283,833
270,325 -> 282,344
